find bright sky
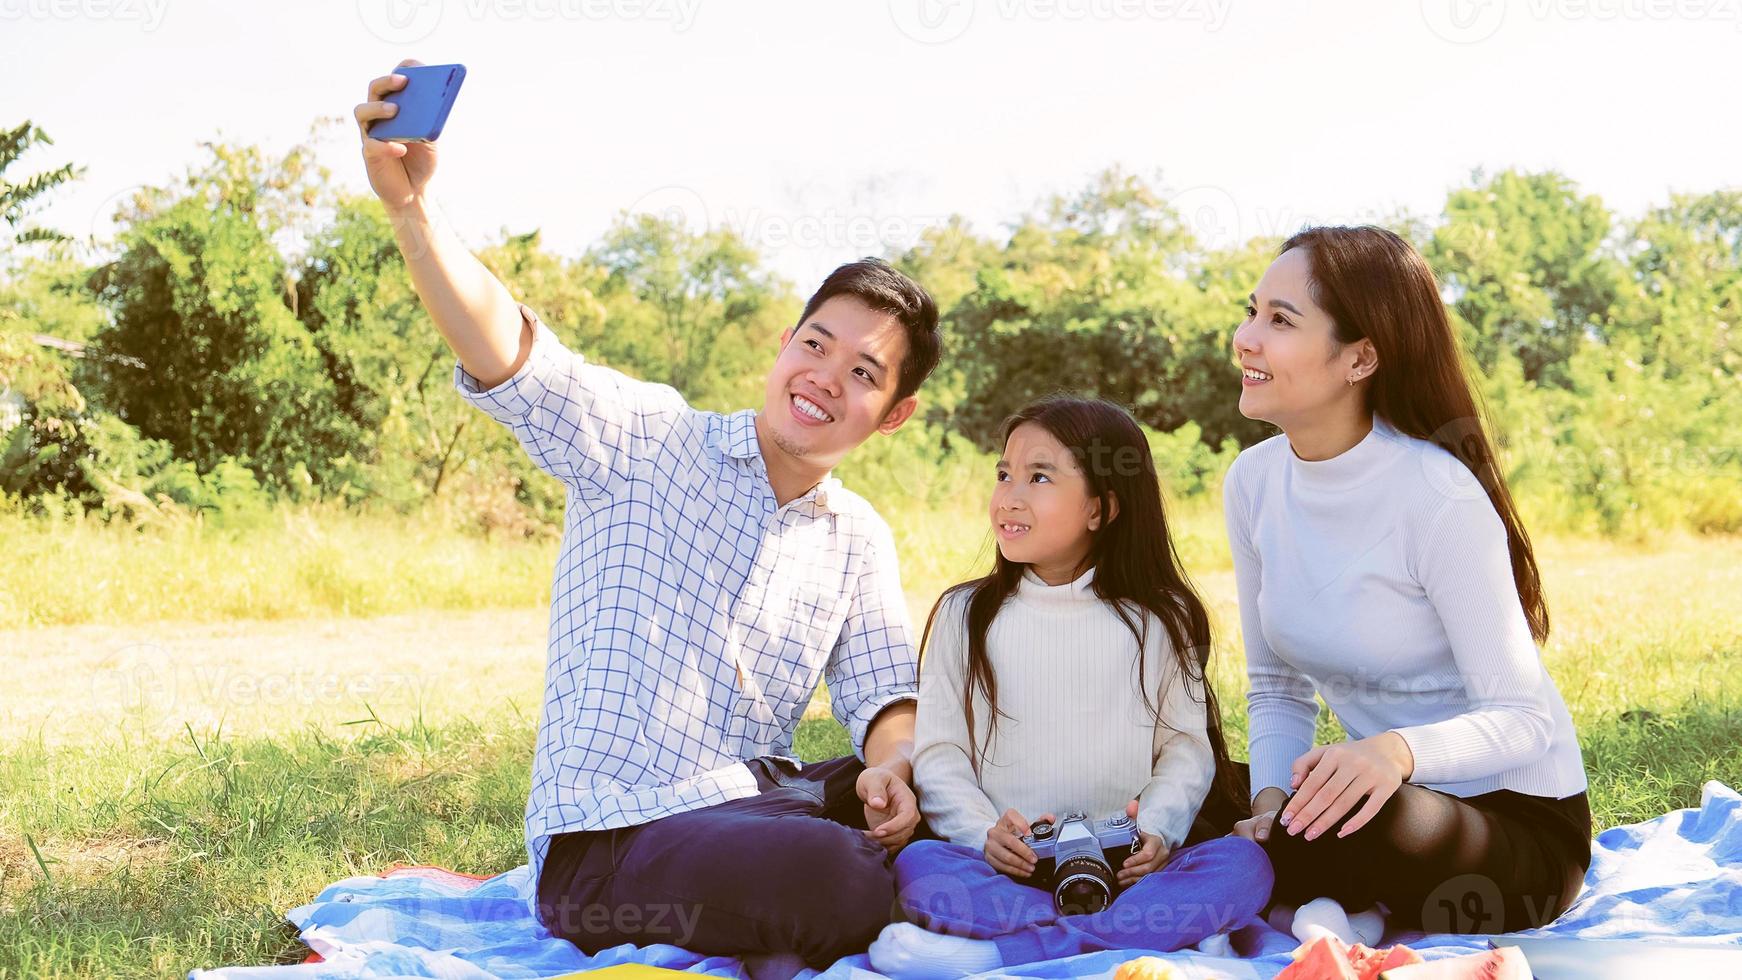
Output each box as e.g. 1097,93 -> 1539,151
5,0 -> 1737,286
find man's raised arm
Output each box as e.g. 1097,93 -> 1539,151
353,58 -> 526,388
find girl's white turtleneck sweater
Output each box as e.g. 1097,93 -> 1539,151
912,567 -> 1215,851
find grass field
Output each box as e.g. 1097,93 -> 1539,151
1,503 -> 1739,977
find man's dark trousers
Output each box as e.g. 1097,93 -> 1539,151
536,755 -> 902,966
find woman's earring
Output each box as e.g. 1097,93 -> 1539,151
1346,376 -> 1357,387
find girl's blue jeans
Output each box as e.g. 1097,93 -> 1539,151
892,835 -> 1273,966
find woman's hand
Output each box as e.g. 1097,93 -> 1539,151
354,58 -> 439,213
857,765 -> 920,853
984,808 -> 1052,878
1280,732 -> 1415,840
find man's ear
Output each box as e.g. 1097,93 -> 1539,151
779,325 -> 795,351
878,395 -> 919,435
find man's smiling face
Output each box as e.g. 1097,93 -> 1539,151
759,295 -> 918,469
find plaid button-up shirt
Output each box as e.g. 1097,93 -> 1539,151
454,304 -> 920,903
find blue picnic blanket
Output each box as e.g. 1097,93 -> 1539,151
192,780 -> 1742,979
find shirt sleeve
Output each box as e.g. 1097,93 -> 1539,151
1135,644 -> 1215,849
1224,454 -> 1320,803
910,590 -> 1004,851
1392,491 -> 1556,784
453,303 -> 692,497
824,518 -> 919,763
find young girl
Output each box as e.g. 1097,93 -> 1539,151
869,397 -> 1272,979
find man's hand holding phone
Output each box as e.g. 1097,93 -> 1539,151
353,59 -> 439,214
348,58 -> 526,388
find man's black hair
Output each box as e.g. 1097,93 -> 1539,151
795,258 -> 941,403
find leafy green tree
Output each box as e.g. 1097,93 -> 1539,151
1625,190 -> 1742,379
1426,169 -> 1626,386
86,195 -> 347,488
0,121 -> 85,254
587,213 -> 793,412
942,169 -> 1270,450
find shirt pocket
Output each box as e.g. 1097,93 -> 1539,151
730,584 -> 840,747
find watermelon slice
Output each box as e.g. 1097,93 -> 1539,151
1275,935 -> 1361,980
1377,946 -> 1531,980
1351,943 -> 1426,979
1276,935 -> 1430,980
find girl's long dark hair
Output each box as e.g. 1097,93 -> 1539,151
919,396 -> 1244,821
1280,226 -> 1550,643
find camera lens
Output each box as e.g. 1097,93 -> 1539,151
1053,855 -> 1116,915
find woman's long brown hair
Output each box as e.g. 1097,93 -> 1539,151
1280,225 -> 1550,643
918,396 -> 1244,820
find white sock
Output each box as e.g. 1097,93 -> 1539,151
867,922 -> 1002,979
1347,905 -> 1387,946
1195,931 -> 1234,957
1292,896 -> 1359,946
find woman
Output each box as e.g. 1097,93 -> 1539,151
1222,226 -> 1590,941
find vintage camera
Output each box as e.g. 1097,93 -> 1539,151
1014,811 -> 1142,914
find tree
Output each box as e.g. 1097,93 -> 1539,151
86,196 -> 348,489
1426,169 -> 1625,386
941,169 -> 1270,451
294,201 -> 606,505
1625,190 -> 1742,379
587,213 -> 793,412
0,121 -> 85,256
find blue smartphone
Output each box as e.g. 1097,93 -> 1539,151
367,63 -> 466,143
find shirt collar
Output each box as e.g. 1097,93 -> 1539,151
716,409 -> 842,516
718,409 -> 762,460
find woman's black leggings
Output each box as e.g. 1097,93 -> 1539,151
1198,763 -> 1592,935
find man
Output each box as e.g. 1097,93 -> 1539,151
355,61 -> 941,967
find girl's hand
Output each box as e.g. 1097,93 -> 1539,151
1119,832 -> 1169,886
1232,786 -> 1289,843
1231,809 -> 1277,843
984,808 -> 1052,878
1281,732 -> 1415,841
1116,799 -> 1169,886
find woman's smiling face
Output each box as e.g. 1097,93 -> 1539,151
1232,247 -> 1366,428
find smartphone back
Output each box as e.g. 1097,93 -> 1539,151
368,64 -> 466,143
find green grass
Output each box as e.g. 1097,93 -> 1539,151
0,503 -> 560,630
1,505 -> 1739,977
0,475 -> 1222,632
4,704 -> 1738,977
